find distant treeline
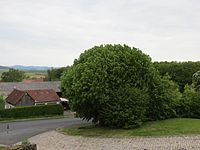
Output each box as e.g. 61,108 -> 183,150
45,66 -> 69,81
46,62 -> 200,92
154,61 -> 200,92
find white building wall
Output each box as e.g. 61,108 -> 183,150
5,102 -> 15,109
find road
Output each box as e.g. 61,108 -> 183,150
0,118 -> 87,145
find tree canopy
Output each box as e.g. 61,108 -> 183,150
193,71 -> 200,91
61,44 -> 160,128
61,44 -> 200,128
154,61 -> 200,92
45,67 -> 69,81
1,69 -> 26,82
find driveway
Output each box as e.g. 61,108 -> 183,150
0,118 -> 87,145
29,131 -> 200,150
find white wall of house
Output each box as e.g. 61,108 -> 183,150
35,101 -> 60,106
5,102 -> 15,109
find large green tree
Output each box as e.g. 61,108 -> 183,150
61,44 -> 159,128
1,69 -> 26,82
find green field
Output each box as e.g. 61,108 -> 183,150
0,69 -> 47,79
59,118 -> 200,137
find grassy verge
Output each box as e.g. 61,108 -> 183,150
59,118 -> 200,137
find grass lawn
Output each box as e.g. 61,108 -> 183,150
59,118 -> 200,137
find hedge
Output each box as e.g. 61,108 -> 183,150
0,104 -> 64,119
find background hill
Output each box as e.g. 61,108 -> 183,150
0,65 -> 50,70
11,65 -> 51,70
0,65 -> 49,80
0,66 -> 10,69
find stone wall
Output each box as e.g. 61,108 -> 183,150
7,144 -> 37,150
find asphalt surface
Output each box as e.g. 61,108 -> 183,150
0,118 -> 87,145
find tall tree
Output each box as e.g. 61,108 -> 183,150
61,44 -> 159,128
1,69 -> 26,82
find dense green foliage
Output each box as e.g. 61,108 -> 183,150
99,88 -> 150,128
148,75 -> 182,120
193,71 -> 200,91
46,67 -> 69,81
0,96 -> 4,110
0,104 -> 63,119
62,44 -> 162,128
154,61 -> 200,91
1,69 -> 26,82
176,83 -> 200,119
61,44 -> 200,129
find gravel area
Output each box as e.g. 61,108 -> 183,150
28,131 -> 200,150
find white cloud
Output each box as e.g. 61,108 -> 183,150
0,0 -> 200,67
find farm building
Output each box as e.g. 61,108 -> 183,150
0,81 -> 69,109
5,89 -> 60,108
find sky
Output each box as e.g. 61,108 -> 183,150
0,0 -> 200,67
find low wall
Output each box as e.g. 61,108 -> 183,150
7,144 -> 37,150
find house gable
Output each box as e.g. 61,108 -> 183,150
6,89 -> 25,105
16,94 -> 34,107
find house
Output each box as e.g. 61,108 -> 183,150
5,89 -> 61,109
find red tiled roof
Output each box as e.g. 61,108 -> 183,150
6,89 -> 60,105
6,89 -> 25,105
26,89 -> 60,103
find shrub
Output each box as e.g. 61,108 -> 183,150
148,75 -> 182,120
21,139 -> 30,145
0,104 -> 63,119
177,84 -> 196,117
189,92 -> 200,118
0,96 -> 5,109
176,84 -> 200,118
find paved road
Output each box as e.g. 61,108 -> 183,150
0,118 -> 87,145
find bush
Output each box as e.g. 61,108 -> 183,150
148,75 -> 182,120
0,104 -> 63,119
177,84 -> 195,117
61,44 -> 158,128
0,96 -> 5,109
190,92 -> 200,118
176,84 -> 200,118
